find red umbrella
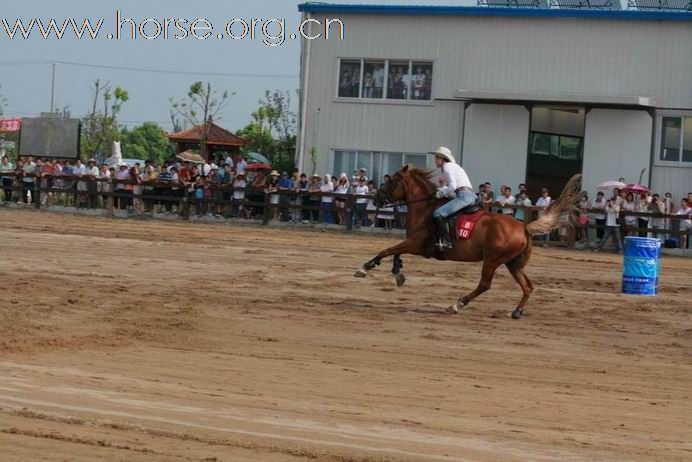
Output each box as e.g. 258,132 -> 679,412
245,163 -> 272,171
622,183 -> 651,194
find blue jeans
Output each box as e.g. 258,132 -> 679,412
433,190 -> 477,218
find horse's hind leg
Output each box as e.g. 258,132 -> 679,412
392,254 -> 405,287
447,259 -> 501,314
506,263 -> 533,319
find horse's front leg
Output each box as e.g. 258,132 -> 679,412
354,239 -> 419,279
391,254 -> 406,287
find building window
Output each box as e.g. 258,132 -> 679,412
338,59 -> 362,98
333,150 -> 430,186
660,116 -> 692,164
338,59 -> 433,101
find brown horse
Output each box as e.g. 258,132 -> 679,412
354,166 -> 582,319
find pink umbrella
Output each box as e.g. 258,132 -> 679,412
622,183 -> 651,194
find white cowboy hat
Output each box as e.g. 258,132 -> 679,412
269,170 -> 280,176
312,173 -> 321,179
430,146 -> 455,163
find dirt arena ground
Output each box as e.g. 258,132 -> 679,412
0,209 -> 690,462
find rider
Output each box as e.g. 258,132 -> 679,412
431,146 -> 475,249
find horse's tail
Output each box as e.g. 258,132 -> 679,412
526,174 -> 583,237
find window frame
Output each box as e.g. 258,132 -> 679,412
655,113 -> 692,168
335,57 -> 435,105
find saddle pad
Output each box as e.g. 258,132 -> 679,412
456,210 -> 486,240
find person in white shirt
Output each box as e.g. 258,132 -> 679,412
234,154 -> 247,176
594,198 -> 622,253
535,188 -> 552,241
431,146 -> 475,250
648,194 -> 666,241
514,191 -> 532,222
497,186 -> 516,216
622,192 -> 638,236
334,173 -> 350,225
354,178 -> 369,228
231,173 -> 246,218
320,174 -> 335,224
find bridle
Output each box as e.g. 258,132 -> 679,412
376,171 -> 435,209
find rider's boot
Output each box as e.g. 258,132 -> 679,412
434,216 -> 453,249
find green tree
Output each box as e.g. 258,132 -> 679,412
169,82 -> 233,159
236,90 -> 297,172
120,122 -> 173,165
81,79 -> 129,160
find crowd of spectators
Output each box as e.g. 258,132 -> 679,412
1,154 -> 689,249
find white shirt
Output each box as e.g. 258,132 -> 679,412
86,166 -> 99,176
592,198 -> 607,220
354,185 -> 369,204
677,206 -> 691,230
605,202 -> 620,227
225,156 -> 234,167
498,194 -> 516,215
441,162 -> 472,192
232,179 -> 246,199
320,181 -> 334,202
73,164 -> 87,175
536,196 -> 551,208
235,159 -> 247,175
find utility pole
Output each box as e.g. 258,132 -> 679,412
50,62 -> 56,112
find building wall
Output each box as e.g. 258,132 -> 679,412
652,166 -> 692,204
462,104 -> 530,192
299,11 -> 692,185
582,109 -> 653,197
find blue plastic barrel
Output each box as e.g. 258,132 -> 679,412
622,237 -> 661,296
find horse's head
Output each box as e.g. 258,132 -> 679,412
374,165 -> 410,207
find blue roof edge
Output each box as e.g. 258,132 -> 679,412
297,3 -> 692,21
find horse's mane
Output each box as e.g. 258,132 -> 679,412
406,167 -> 437,197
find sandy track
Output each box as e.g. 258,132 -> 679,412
0,209 -> 690,461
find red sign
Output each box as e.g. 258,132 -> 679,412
456,210 -> 486,240
0,118 -> 22,132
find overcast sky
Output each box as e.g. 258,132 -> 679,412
0,0 -> 468,132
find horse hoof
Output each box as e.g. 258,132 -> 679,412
511,308 -> 523,319
445,304 -> 459,315
395,273 -> 406,287
460,296 -> 471,307
354,269 -> 367,278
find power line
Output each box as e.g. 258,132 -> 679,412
0,59 -> 299,79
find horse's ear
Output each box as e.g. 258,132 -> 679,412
401,164 -> 409,173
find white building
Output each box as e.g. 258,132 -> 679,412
296,2 -> 692,201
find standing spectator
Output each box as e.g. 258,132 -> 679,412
365,180 -> 378,226
354,177 -> 369,228
663,192 -> 674,241
514,190 -> 532,223
536,188 -> 552,241
114,164 -> 130,210
129,166 -> 142,213
73,158 -> 88,207
289,169 -> 302,223
676,198 -> 691,250
266,171 -> 280,221
648,194 -> 666,241
84,159 -> 99,208
334,173 -> 350,225
320,174 -> 335,224
577,193 -> 591,242
622,192 -> 638,236
157,166 -> 172,213
593,191 -> 607,239
141,164 -> 157,212
307,173 -> 321,223
194,176 -> 205,216
231,173 -> 246,218
170,166 -> 183,214
296,173 -> 309,222
22,155 -> 36,204
234,154 -> 247,176
13,159 -> 25,203
636,192 -> 651,238
484,182 -> 495,203
514,183 -> 527,201
61,161 -> 74,206
497,186 -> 516,217
277,171 -> 293,222
0,156 -> 14,202
594,197 -> 622,253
